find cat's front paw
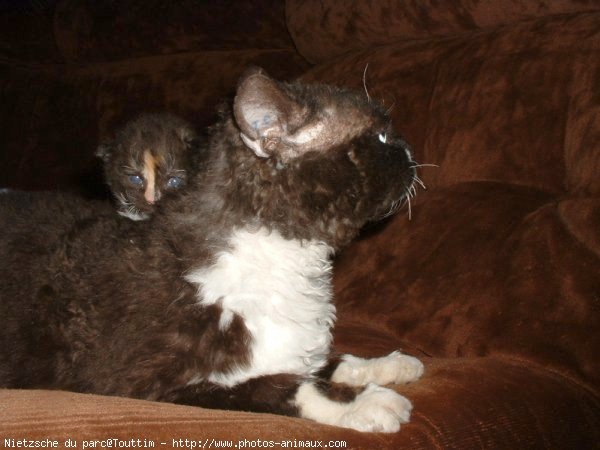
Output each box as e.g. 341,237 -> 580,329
331,351 -> 424,387
337,383 -> 412,433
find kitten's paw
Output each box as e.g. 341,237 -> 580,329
337,383 -> 412,433
331,351 -> 424,387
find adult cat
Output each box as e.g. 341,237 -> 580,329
0,68 -> 423,432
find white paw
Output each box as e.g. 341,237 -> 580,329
337,383 -> 412,433
331,351 -> 424,387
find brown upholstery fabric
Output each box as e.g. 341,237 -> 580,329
287,0 -> 600,63
1,1 -> 599,448
0,4 -> 59,63
54,0 -> 295,62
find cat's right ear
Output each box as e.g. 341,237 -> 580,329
96,142 -> 113,163
233,67 -> 300,158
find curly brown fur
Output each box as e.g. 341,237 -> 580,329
97,113 -> 201,220
0,68 -> 420,432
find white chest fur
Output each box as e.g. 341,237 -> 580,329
185,228 -> 336,387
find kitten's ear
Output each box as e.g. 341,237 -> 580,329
96,142 -> 113,163
179,129 -> 199,149
233,67 -> 300,158
184,136 -> 200,148
168,115 -> 197,146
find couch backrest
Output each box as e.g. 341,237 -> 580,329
287,0 -> 600,64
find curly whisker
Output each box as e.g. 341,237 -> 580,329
362,63 -> 371,104
410,163 -> 439,169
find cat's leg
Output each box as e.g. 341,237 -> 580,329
164,374 -> 412,433
328,351 -> 424,387
163,374 -> 302,417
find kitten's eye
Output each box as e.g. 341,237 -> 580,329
378,133 -> 387,144
128,175 -> 144,187
167,176 -> 184,189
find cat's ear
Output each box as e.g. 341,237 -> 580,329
170,118 -> 198,149
96,142 -> 113,163
233,67 -> 300,158
184,136 -> 200,148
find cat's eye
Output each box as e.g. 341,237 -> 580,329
128,175 -> 144,187
167,176 -> 184,189
378,133 -> 387,144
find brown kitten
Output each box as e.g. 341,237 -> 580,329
97,113 -> 198,220
0,68 -> 423,433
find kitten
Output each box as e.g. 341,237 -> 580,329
0,68 -> 423,433
97,113 -> 199,220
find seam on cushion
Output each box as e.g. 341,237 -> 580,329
556,199 -> 600,259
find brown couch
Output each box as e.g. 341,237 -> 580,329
1,1 -> 598,448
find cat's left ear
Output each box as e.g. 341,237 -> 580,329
233,67 -> 301,158
175,124 -> 198,149
96,142 -> 113,163
184,136 -> 201,149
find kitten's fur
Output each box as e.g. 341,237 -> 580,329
0,68 -> 423,432
97,113 -> 198,220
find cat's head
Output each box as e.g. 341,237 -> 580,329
216,68 -> 417,248
97,113 -> 198,220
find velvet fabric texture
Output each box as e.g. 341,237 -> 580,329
287,0 -> 600,63
1,1 -> 599,448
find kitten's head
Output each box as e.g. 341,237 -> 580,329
214,68 -> 417,248
97,113 -> 198,220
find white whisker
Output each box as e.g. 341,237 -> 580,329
362,63 -> 371,104
381,90 -> 396,115
413,175 -> 427,190
386,101 -> 396,115
116,192 -> 129,206
411,163 -> 439,168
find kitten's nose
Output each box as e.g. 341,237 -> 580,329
144,186 -> 159,204
145,189 -> 161,205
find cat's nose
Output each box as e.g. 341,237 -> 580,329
144,190 -> 155,204
145,190 -> 161,204
144,188 -> 157,204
